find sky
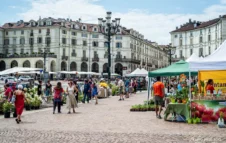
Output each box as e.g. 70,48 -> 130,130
1,0 -> 226,44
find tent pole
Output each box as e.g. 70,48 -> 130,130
189,66 -> 192,118
147,77 -> 151,103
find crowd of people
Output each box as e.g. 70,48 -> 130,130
1,76 -> 149,124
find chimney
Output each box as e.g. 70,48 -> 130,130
219,15 -> 222,18
194,23 -> 197,28
176,26 -> 178,30
180,25 -> 182,28
189,19 -> 192,23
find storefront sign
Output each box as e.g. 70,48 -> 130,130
198,70 -> 226,94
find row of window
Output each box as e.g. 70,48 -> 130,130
3,37 -> 123,48
179,34 -> 218,46
179,46 -> 214,58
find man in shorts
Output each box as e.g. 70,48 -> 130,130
153,76 -> 165,119
117,78 -> 124,101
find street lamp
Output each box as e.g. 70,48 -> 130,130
98,12 -> 121,83
167,44 -> 176,65
167,44 -> 176,92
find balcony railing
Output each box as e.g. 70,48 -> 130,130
114,58 -> 140,64
0,54 -> 57,58
30,33 -> 34,36
92,57 -> 99,62
81,57 -> 88,61
71,53 -> 76,57
62,56 -> 68,61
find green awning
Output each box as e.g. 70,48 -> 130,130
148,60 -> 198,77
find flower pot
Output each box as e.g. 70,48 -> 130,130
13,112 -> 17,118
25,105 -> 31,111
170,98 -> 176,103
4,112 -> 10,118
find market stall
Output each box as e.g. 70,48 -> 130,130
148,60 -> 198,122
188,40 -> 226,123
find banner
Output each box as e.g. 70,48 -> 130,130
198,70 -> 226,94
191,100 -> 226,122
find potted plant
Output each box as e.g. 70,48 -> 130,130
3,102 -> 14,118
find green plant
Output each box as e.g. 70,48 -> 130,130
3,102 -> 14,112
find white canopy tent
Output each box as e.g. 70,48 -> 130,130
189,40 -> 226,71
126,68 -> 141,77
0,67 -> 42,75
186,53 -> 202,62
140,68 -> 148,75
58,71 -> 100,75
103,73 -> 120,76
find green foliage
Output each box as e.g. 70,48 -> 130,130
111,85 -> 119,96
3,102 -> 14,112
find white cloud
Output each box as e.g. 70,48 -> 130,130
17,0 -> 226,44
221,0 -> 226,4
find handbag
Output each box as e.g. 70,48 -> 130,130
11,95 -> 16,103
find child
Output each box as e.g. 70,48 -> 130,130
92,83 -> 98,105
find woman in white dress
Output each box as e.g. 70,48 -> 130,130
66,81 -> 78,114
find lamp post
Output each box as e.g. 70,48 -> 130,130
98,12 -> 121,83
167,44 -> 176,92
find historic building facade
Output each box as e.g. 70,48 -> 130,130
0,17 -> 168,76
170,15 -> 226,60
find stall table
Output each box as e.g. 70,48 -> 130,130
164,103 -> 190,121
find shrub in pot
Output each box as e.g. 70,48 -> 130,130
3,102 -> 14,118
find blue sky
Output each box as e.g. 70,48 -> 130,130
0,0 -> 226,44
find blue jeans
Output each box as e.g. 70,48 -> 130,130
83,92 -> 89,102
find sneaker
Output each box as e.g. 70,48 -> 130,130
122,98 -> 124,100
53,112 -> 55,114
119,99 -> 122,101
67,112 -> 71,114
58,111 -> 61,114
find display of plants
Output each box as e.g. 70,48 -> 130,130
130,99 -> 156,112
191,102 -> 218,123
3,102 -> 14,118
111,85 -> 119,96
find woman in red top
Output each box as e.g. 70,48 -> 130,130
14,85 -> 26,124
53,82 -> 64,114
4,84 -> 12,102
206,79 -> 214,94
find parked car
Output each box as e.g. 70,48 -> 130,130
5,77 -> 17,83
0,75 -> 9,81
18,76 -> 34,81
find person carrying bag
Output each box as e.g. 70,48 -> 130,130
53,82 -> 64,114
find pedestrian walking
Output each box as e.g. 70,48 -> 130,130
133,79 -> 137,94
82,80 -> 91,103
53,82 -> 64,114
73,81 -> 79,103
45,80 -> 52,96
152,76 -> 165,119
4,84 -> 12,102
37,80 -> 42,96
125,78 -> 130,98
66,81 -> 77,114
117,78 -> 124,101
14,85 -> 26,124
92,83 -> 98,105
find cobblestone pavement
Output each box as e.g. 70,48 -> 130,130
0,92 -> 226,143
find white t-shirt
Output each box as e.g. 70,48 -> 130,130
118,80 -> 124,87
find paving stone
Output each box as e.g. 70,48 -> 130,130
0,91 -> 225,143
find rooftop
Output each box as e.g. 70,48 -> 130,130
171,15 -> 226,33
